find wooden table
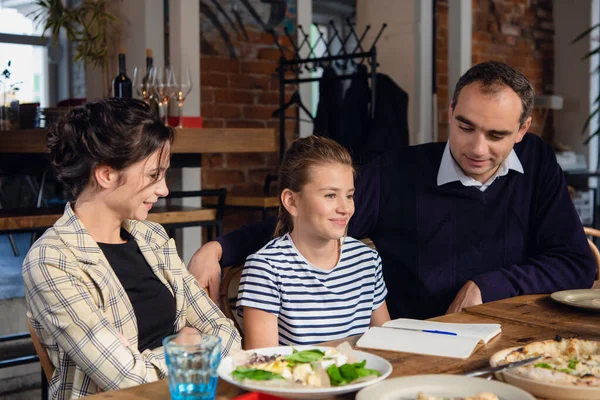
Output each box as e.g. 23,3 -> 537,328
84,294 -> 600,400
0,128 -> 277,154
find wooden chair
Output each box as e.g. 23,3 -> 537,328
583,227 -> 600,288
27,320 -> 54,382
219,266 -> 244,336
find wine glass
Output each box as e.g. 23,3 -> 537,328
173,68 -> 193,128
151,66 -> 176,126
132,66 -> 149,101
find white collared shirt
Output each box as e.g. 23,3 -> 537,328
437,142 -> 524,192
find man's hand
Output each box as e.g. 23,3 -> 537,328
446,280 -> 483,314
188,241 -> 223,304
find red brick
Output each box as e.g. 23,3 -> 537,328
214,104 -> 242,119
246,29 -> 276,45
261,47 -> 294,61
202,57 -> 240,73
225,120 -> 266,128
226,153 -> 266,168
248,168 -> 278,184
200,103 -> 217,118
257,92 -> 280,105
204,170 -> 245,185
437,74 -> 448,86
202,119 -> 224,128
202,154 -> 224,168
230,75 -> 271,90
472,31 -> 492,43
200,72 -> 228,88
243,105 -> 277,120
241,60 -> 278,75
201,88 -> 214,103
214,89 -> 255,104
229,183 -> 267,197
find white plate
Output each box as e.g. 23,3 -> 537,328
217,345 -> 392,399
356,374 -> 535,400
490,346 -> 600,400
550,289 -> 600,311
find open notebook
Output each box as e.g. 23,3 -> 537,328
356,318 -> 502,359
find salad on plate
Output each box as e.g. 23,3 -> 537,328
230,342 -> 381,388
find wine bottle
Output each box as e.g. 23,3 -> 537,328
113,52 -> 132,99
143,48 -> 159,116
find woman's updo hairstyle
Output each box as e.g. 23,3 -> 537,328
47,98 -> 174,200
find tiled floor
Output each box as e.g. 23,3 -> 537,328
0,233 -> 28,301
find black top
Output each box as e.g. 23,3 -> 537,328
217,134 -> 596,319
98,229 -> 176,352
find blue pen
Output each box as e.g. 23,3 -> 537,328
422,329 -> 457,336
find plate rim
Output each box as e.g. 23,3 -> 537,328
217,345 -> 393,395
550,289 -> 600,310
355,373 -> 536,400
489,345 -> 600,394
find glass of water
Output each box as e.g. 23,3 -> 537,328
163,331 -> 222,400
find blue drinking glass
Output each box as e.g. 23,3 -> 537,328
163,331 -> 222,400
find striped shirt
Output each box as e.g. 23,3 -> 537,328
237,233 -> 387,345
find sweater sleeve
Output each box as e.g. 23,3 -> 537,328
349,156 -> 382,238
472,143 -> 596,302
216,216 -> 277,267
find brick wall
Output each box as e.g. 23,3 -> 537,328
199,1 -> 296,232
436,0 -> 554,141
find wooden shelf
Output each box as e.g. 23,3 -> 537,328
203,195 -> 280,208
0,128 -> 277,154
0,206 -> 218,233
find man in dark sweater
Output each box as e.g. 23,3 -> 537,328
189,61 -> 596,319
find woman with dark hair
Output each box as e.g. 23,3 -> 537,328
22,98 -> 241,399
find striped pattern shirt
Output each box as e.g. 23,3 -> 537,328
237,234 -> 387,345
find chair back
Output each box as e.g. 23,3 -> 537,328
583,227 -> 600,281
219,266 -> 244,335
28,319 -> 55,382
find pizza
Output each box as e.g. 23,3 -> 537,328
416,393 -> 498,400
499,337 -> 600,386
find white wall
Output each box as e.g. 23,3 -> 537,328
356,0 -> 433,144
553,0 -> 599,166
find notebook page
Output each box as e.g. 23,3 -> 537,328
383,319 -> 501,343
356,326 -> 481,359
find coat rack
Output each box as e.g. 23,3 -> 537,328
269,20 -> 387,162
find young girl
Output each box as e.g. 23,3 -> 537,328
237,136 -> 390,348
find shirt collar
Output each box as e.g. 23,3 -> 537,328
437,142 -> 524,188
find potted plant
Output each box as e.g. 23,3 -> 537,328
572,24 -> 600,144
31,0 -> 121,97
0,60 -> 22,130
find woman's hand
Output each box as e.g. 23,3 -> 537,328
118,331 -> 130,347
177,326 -> 198,335
188,241 -> 223,304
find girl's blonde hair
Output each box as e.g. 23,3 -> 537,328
274,136 -> 354,237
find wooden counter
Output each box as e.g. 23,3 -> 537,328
0,128 -> 277,154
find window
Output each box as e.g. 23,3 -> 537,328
0,1 -> 50,107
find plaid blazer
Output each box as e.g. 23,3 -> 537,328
23,204 -> 241,399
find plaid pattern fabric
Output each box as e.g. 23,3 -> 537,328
23,204 -> 241,399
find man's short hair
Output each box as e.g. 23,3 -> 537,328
450,61 -> 535,127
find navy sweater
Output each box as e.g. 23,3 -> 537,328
217,134 -> 596,319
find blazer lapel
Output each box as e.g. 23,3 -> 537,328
55,204 -> 139,344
